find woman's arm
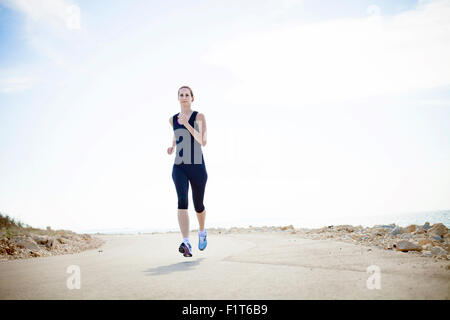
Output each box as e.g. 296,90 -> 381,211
182,113 -> 207,147
167,117 -> 176,155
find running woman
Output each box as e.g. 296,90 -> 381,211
167,86 -> 208,257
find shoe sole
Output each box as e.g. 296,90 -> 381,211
198,240 -> 207,251
179,244 -> 192,257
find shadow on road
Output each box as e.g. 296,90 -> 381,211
144,258 -> 205,276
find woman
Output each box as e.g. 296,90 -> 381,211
167,85 -> 208,257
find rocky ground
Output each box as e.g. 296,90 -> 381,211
0,227 -> 105,262
2,221 -> 448,263
192,222 -> 449,261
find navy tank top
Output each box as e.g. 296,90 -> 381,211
172,111 -> 205,165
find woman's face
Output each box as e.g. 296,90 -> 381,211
178,88 -> 193,106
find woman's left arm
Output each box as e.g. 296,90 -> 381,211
184,113 -> 207,147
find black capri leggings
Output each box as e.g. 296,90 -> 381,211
172,163 -> 208,213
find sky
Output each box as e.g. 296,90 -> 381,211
0,0 -> 449,233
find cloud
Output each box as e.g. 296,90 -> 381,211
0,0 -> 81,30
264,0 -> 304,19
0,0 -> 85,78
204,0 -> 450,105
0,76 -> 33,93
366,4 -> 381,16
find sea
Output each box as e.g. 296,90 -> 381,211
79,209 -> 449,234
292,209 -> 450,229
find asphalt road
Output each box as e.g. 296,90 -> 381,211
0,232 -> 448,299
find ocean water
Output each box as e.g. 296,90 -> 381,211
266,209 -> 450,229
312,210 -> 450,229
80,227 -> 180,235
79,210 -> 449,234
207,210 -> 450,230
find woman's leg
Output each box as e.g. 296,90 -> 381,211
178,209 -> 190,239
172,165 -> 190,239
190,164 -> 208,231
196,209 -> 206,231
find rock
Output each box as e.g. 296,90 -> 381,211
428,223 -> 448,237
1,243 -> 15,255
46,237 -> 59,250
401,233 -> 412,239
430,235 -> 444,242
421,251 -> 433,257
32,235 -> 49,245
317,227 -> 328,234
413,235 -> 427,242
30,251 -> 41,257
15,240 -> 40,251
418,239 -> 433,246
414,227 -> 426,234
405,225 -> 416,233
431,246 -> 447,256
56,237 -> 68,244
391,226 -> 401,236
422,222 -> 431,230
444,233 -> 450,242
371,228 -> 385,236
393,240 -> 422,252
336,225 -> 355,232
375,224 -> 396,229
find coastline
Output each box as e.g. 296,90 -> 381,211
1,222 -> 448,263
129,222 -> 449,260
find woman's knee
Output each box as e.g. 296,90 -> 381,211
178,197 -> 188,210
194,203 -> 205,214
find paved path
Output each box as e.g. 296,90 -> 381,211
0,232 -> 448,299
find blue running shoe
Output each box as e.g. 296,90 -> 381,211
179,242 -> 192,257
198,231 -> 207,251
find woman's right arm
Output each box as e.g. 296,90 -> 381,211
167,117 -> 175,155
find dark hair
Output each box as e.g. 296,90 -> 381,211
178,86 -> 194,101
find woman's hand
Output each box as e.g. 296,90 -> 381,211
167,146 -> 174,155
177,112 -> 189,126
